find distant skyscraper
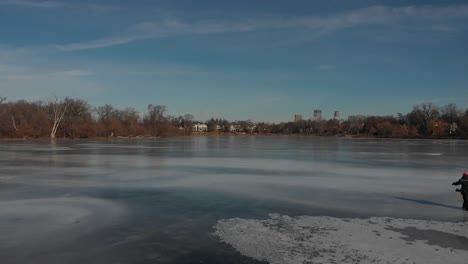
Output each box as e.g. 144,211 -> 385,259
294,114 -> 303,122
334,111 -> 340,119
313,110 -> 322,120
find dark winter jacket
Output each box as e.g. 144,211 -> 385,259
453,177 -> 468,186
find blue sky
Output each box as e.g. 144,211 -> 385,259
1,0 -> 468,122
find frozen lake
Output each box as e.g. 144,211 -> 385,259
0,136 -> 467,263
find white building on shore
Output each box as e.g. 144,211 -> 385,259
192,123 -> 208,132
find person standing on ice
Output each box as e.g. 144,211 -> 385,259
452,172 -> 468,210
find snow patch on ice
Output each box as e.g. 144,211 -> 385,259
214,214 -> 468,264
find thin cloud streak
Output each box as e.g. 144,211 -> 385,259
0,69 -> 92,81
56,35 -> 153,51
2,0 -> 120,14
56,4 -> 468,51
3,0 -> 62,8
56,18 -> 260,51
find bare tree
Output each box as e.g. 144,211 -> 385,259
8,101 -> 20,134
182,114 -> 194,135
441,104 -> 460,123
62,99 -> 93,138
96,104 -> 114,123
121,107 -> 140,136
144,104 -> 167,136
96,104 -> 116,137
49,96 -> 70,140
0,97 -> 9,136
8,100 -> 49,138
184,114 -> 194,123
421,102 -> 439,121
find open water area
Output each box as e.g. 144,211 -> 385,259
1,136 -> 467,263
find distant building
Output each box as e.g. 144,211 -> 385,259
334,111 -> 340,120
313,110 -> 322,120
192,123 -> 208,132
294,114 -> 303,122
229,124 -> 238,132
450,122 -> 458,135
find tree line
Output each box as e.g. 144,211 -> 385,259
260,103 -> 468,139
0,97 -> 194,139
0,97 -> 467,139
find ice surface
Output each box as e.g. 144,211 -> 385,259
214,214 -> 468,264
1,137 -> 467,221
0,197 -> 125,249
1,137 -> 468,263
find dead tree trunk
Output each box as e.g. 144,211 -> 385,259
50,97 -> 69,140
11,116 -> 18,132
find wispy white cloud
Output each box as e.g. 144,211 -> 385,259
0,69 -> 92,81
2,0 -> 119,14
55,35 -> 152,51
56,18 -> 260,51
3,0 -> 62,8
55,4 -> 468,51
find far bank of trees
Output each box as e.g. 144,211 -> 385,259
259,103 -> 468,139
0,98 -> 468,139
0,97 -> 193,139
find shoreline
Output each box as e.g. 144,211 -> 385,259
0,132 -> 465,142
